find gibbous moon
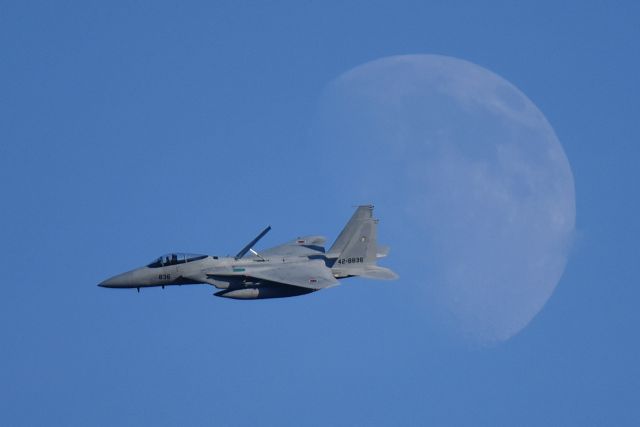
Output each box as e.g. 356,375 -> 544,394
312,55 -> 575,344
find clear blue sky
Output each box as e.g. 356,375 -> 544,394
1,1 -> 638,425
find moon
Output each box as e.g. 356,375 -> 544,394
311,55 -> 575,345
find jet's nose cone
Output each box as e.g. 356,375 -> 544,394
98,271 -> 137,288
98,277 -> 117,288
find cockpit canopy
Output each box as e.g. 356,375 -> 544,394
147,253 -> 209,268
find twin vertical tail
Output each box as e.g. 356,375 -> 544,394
327,205 -> 398,280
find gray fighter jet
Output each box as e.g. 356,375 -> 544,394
98,205 -> 397,299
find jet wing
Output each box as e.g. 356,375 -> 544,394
205,259 -> 337,290
248,260 -> 337,289
260,235 -> 327,258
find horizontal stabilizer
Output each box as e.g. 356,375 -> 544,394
359,266 -> 398,280
376,245 -> 390,258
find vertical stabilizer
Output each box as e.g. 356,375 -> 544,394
328,206 -> 398,280
327,205 -> 374,257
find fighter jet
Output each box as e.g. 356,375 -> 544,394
98,205 -> 397,299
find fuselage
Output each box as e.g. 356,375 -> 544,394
98,253 -> 334,299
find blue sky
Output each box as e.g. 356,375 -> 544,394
1,1 -> 639,425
